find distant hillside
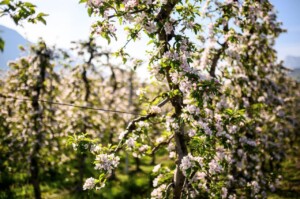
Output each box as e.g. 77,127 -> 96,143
284,56 -> 300,81
0,25 -> 30,70
289,68 -> 300,82
284,56 -> 300,69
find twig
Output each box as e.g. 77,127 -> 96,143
163,182 -> 174,199
108,8 -> 147,19
114,98 -> 169,153
151,134 -> 174,155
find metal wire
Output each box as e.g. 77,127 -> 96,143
0,93 -> 144,116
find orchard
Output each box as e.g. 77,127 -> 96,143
0,0 -> 299,199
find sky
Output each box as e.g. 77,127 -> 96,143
0,0 -> 94,49
0,0 -> 300,62
0,0 -> 150,61
271,0 -> 300,61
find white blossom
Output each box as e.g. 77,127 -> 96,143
164,22 -> 173,35
167,142 -> 175,151
150,106 -> 162,114
119,131 -> 127,140
144,22 -> 157,34
193,171 -> 206,181
169,151 -> 176,159
151,184 -> 166,199
126,137 -> 135,148
152,164 -> 161,173
250,180 -> 260,194
188,129 -> 196,137
87,0 -> 103,7
180,154 -> 195,176
221,187 -> 228,198
124,0 -> 138,9
139,145 -> 149,152
153,174 -> 163,187
208,159 -> 222,174
94,153 -> 120,173
83,177 -> 96,190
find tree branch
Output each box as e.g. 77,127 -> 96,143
114,98 -> 169,153
209,41 -> 227,77
108,7 -> 148,19
151,134 -> 174,155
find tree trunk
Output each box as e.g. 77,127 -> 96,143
29,46 -> 48,199
76,152 -> 86,192
156,0 -> 187,197
173,126 -> 188,199
30,157 -> 42,199
76,46 -> 92,191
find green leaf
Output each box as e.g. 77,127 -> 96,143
147,39 -> 154,45
79,0 -> 87,3
0,0 -> 10,5
18,45 -> 25,51
12,15 -> 21,24
118,17 -> 123,25
87,7 -> 93,17
37,12 -> 49,18
99,173 -> 105,181
103,33 -> 111,44
0,38 -> 4,52
175,5 -> 183,11
37,17 -> 46,25
23,2 -> 36,8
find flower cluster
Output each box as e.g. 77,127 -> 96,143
94,153 -> 120,174
180,154 -> 204,177
151,184 -> 167,199
83,177 -> 96,190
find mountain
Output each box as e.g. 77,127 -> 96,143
289,68 -> 300,82
284,56 -> 300,81
284,56 -> 300,69
0,25 -> 30,70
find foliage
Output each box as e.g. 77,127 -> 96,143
0,0 -> 47,51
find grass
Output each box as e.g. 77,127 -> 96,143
1,140 -> 300,199
268,138 -> 300,199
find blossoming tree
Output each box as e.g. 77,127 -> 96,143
79,0 -> 299,198
59,38 -> 143,191
0,40 -> 60,199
